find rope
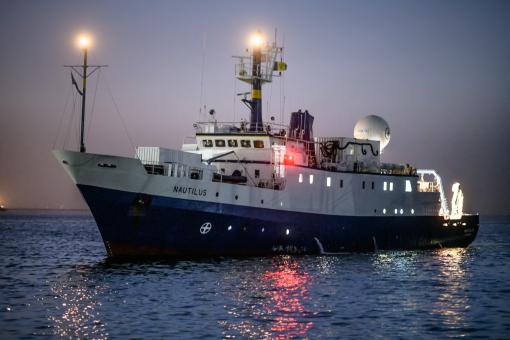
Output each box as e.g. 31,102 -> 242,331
267,79 -> 273,121
63,90 -> 78,149
233,73 -> 237,121
86,68 -> 102,140
103,74 -> 136,152
52,84 -> 73,149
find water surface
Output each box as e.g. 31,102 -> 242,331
1,212 -> 509,338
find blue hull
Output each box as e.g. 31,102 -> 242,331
78,184 -> 479,258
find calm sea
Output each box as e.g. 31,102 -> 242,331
0,211 -> 509,339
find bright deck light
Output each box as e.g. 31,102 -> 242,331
77,34 -> 91,49
250,32 -> 264,47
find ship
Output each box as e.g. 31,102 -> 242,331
54,32 -> 478,257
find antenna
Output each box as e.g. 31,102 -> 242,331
199,32 -> 207,120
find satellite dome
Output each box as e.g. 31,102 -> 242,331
353,115 -> 391,151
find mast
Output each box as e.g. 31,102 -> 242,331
250,35 -> 263,131
80,47 -> 88,152
64,34 -> 107,153
234,30 -> 287,132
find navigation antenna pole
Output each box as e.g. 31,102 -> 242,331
64,35 -> 107,153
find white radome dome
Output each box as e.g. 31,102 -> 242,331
353,115 -> 391,151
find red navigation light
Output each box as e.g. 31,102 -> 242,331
283,154 -> 295,165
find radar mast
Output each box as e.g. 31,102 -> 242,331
233,30 -> 287,131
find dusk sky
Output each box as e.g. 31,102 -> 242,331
0,0 -> 509,214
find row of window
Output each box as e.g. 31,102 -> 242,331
298,174 -> 413,192
202,139 -> 265,148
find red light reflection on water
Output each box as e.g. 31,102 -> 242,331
260,257 -> 313,339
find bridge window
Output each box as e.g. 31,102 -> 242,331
254,140 -> 264,148
202,139 -> 213,147
228,139 -> 238,147
372,181 -> 375,190
309,174 -> 314,184
383,182 -> 388,191
241,140 -> 251,148
215,140 -> 225,147
326,177 -> 331,187
340,179 -> 344,188
389,182 -> 394,191
298,173 -> 303,183
362,181 -> 366,189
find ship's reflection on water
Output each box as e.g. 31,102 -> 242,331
48,265 -> 108,339
373,248 -> 471,333
221,256 -> 313,339
44,249 -> 472,339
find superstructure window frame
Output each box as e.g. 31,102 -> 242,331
227,139 -> 238,147
202,139 -> 213,147
240,140 -> 251,148
215,139 -> 226,147
253,140 -> 264,148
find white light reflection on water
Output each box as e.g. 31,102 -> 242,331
372,248 -> 471,334
221,256 -> 313,339
48,266 -> 108,339
431,248 -> 469,330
